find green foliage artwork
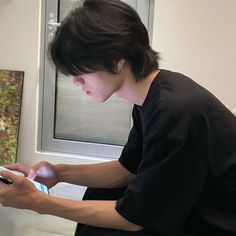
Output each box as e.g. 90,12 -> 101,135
0,70 -> 24,165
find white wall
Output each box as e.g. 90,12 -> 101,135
0,1 -> 87,235
153,0 -> 236,110
0,0 -> 236,235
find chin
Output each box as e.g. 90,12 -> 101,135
91,96 -> 108,103
93,93 -> 112,102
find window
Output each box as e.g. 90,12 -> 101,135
39,0 -> 155,159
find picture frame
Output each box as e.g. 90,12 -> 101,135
0,69 -> 24,165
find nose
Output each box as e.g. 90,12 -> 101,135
73,76 -> 85,86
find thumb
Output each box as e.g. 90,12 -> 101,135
27,169 -> 37,180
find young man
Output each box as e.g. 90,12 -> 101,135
1,0 -> 236,235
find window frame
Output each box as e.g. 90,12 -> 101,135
38,0 -> 155,159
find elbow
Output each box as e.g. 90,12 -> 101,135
129,225 -> 144,232
123,223 -> 143,232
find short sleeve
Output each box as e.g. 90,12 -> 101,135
118,107 -> 143,174
116,70 -> 236,235
116,104 -> 208,235
116,139 -> 208,235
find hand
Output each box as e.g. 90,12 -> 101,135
4,161 -> 59,189
0,170 -> 42,209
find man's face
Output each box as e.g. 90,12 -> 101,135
73,70 -> 124,102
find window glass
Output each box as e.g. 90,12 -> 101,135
55,75 -> 132,145
41,0 -> 153,158
55,0 -> 139,146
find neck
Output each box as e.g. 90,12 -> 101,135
116,68 -> 160,106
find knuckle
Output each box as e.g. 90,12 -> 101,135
16,176 -> 25,184
39,161 -> 48,166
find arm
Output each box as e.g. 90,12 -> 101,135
36,194 -> 143,231
5,160 -> 135,189
55,160 -> 136,188
0,170 -> 142,232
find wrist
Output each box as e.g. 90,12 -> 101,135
55,164 -> 65,182
30,191 -> 50,214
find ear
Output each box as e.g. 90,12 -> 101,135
116,59 -> 126,73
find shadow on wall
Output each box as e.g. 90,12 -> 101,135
0,0 -> 13,7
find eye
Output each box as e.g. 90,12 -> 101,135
73,76 -> 85,85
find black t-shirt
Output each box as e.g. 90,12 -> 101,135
115,69 -> 236,236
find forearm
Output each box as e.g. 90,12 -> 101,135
55,160 -> 135,188
35,194 -> 142,231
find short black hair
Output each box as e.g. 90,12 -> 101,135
49,0 -> 159,81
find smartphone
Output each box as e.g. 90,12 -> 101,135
0,176 -> 12,184
0,166 -> 49,194
0,166 -> 24,184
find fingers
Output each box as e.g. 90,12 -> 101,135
3,164 -> 19,169
3,163 -> 37,180
27,169 -> 37,180
4,163 -> 30,176
0,170 -> 19,183
36,165 -> 55,178
3,161 -> 55,182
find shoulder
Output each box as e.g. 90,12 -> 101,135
139,69 -> 229,139
144,69 -> 221,117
